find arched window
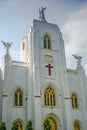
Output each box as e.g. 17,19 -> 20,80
74,121 -> 80,130
14,89 -> 23,106
71,93 -> 78,108
44,87 -> 56,106
44,35 -> 51,49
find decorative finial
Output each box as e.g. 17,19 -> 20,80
1,41 -> 13,54
39,7 -> 46,21
72,54 -> 82,65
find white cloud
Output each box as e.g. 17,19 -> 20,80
62,5 -> 87,74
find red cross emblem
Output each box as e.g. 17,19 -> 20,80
46,63 -> 53,76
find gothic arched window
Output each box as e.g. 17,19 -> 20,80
44,35 -> 51,49
14,89 -> 23,106
74,121 -> 80,130
44,87 -> 56,106
71,93 -> 78,109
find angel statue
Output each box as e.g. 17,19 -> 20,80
1,41 -> 13,54
39,7 -> 46,20
72,54 -> 82,65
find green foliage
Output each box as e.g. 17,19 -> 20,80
25,119 -> 33,130
0,122 -> 6,130
43,119 -> 51,130
11,121 -> 19,130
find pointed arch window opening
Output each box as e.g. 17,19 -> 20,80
44,87 -> 56,106
71,94 -> 78,109
44,35 -> 51,49
14,89 -> 23,106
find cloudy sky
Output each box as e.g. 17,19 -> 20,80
0,0 -> 87,74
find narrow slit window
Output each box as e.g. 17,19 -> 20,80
22,42 -> 25,50
71,94 -> 78,109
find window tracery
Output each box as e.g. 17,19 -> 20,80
44,87 -> 56,106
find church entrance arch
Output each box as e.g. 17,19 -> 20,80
17,121 -> 22,130
13,119 -> 23,130
48,117 -> 57,130
74,121 -> 80,130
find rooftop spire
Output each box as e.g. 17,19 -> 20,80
39,7 -> 46,21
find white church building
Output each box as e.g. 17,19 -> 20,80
0,8 -> 87,130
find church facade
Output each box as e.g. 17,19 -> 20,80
0,9 -> 87,130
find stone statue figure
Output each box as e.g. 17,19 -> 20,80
1,41 -> 13,54
72,54 -> 82,65
39,7 -> 46,20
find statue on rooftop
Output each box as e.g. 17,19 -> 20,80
1,41 -> 13,54
39,7 -> 46,20
72,54 -> 82,65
